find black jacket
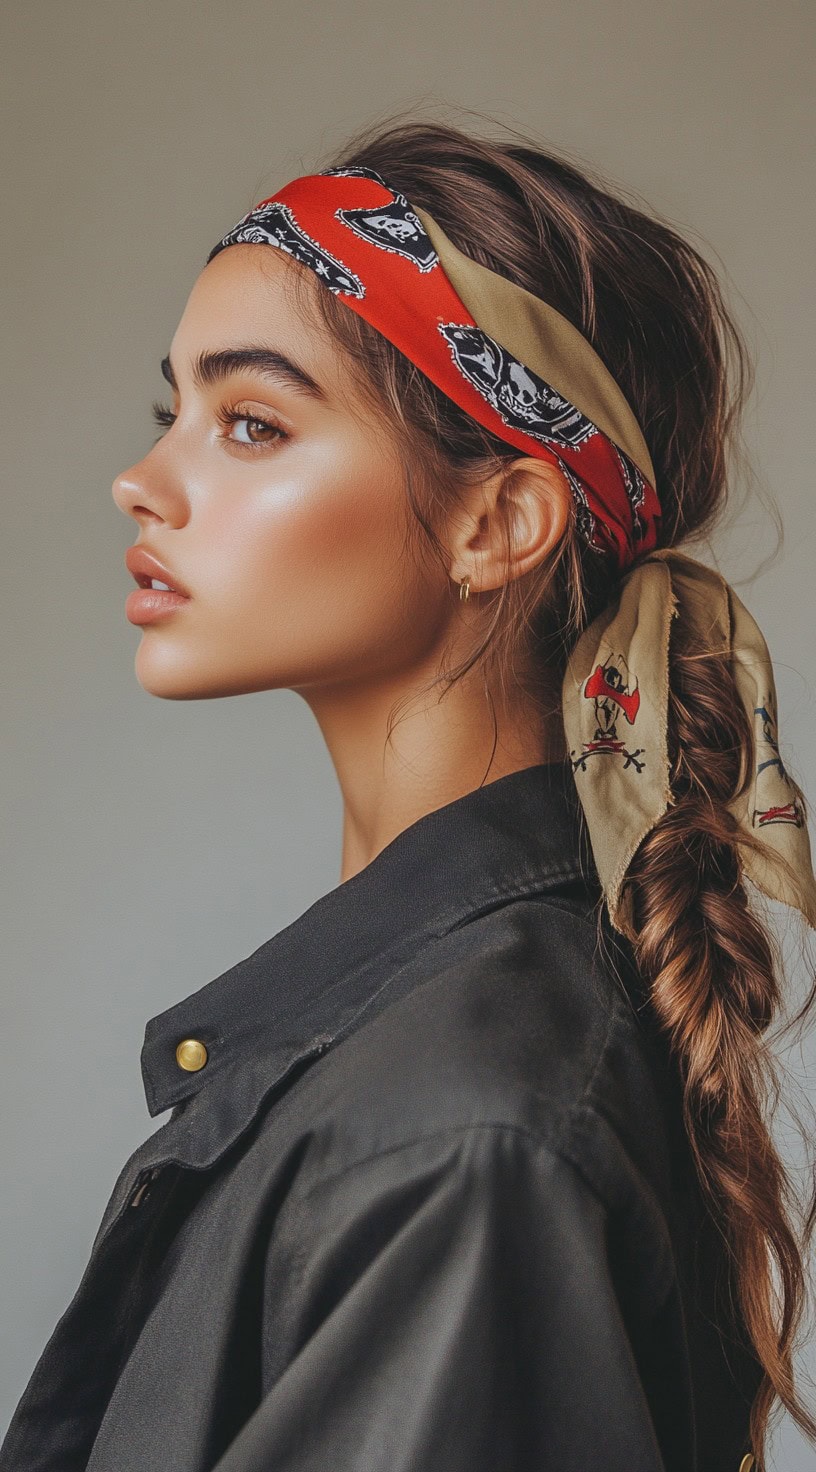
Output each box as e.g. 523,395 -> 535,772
1,760 -> 761,1472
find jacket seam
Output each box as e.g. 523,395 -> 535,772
282,1115 -> 680,1315
285,1116 -> 624,1217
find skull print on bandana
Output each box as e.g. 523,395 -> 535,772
207,166 -> 662,571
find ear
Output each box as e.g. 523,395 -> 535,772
448,456 -> 572,594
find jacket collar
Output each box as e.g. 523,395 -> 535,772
135,759 -> 597,1171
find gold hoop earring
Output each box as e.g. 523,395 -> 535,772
459,578 -> 470,603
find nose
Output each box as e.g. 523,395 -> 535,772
112,448 -> 187,529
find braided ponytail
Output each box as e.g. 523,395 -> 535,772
625,598 -> 816,1454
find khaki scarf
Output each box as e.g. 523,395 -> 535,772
561,547 -> 816,940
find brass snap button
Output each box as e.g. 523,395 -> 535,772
175,1038 -> 208,1072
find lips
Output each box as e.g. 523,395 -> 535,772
125,546 -> 191,597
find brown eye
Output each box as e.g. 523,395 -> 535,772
221,410 -> 288,449
231,417 -> 281,444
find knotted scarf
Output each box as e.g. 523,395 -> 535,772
207,166 -> 816,939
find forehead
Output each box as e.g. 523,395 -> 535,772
172,244 -> 348,397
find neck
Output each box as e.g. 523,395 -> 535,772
299,659 -> 566,885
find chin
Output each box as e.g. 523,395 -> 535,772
133,638 -> 288,700
133,640 -> 231,700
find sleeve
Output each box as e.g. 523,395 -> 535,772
210,1124 -> 670,1472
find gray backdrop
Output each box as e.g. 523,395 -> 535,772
2,2 -> 815,1465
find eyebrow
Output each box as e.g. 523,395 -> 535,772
160,346 -> 328,402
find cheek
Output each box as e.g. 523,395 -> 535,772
194,444 -> 437,680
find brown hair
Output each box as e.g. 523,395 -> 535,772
287,110 -> 816,1459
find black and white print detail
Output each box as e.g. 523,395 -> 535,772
438,323 -> 599,453
207,201 -> 365,298
613,446 -> 648,545
322,167 -> 438,270
335,196 -> 438,272
557,460 -> 604,552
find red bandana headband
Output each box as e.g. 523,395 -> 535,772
207,166 -> 662,573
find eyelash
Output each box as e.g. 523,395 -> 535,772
150,399 -> 289,452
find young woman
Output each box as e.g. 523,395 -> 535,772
2,116 -> 815,1472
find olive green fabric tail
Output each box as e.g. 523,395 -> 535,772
561,547 -> 816,940
415,205 -> 656,486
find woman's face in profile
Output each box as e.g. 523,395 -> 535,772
113,245 -> 447,702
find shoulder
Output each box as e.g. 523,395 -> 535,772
291,886 -> 678,1216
